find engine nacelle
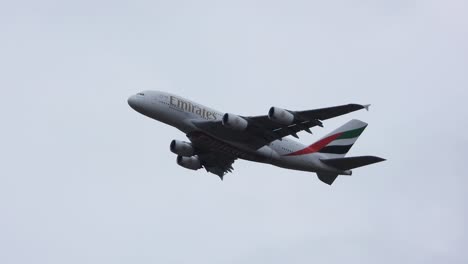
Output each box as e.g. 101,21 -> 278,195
268,107 -> 295,125
222,113 -> 248,131
177,155 -> 201,170
170,140 -> 195,157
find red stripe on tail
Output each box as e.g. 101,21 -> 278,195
286,132 -> 343,156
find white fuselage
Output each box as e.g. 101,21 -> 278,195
128,91 -> 347,174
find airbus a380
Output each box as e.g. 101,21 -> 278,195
128,91 -> 385,185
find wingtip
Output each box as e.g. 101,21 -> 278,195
363,104 -> 371,111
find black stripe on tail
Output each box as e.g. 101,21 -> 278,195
319,145 -> 353,155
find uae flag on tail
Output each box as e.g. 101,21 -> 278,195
286,119 -> 368,158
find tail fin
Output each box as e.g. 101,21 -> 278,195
285,119 -> 368,158
312,120 -> 385,185
314,119 -> 368,158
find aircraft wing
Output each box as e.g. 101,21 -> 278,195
249,103 -> 369,140
193,103 -> 369,149
197,152 -> 236,180
186,132 -> 238,179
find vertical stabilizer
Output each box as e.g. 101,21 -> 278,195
316,119 -> 367,158
285,119 -> 368,159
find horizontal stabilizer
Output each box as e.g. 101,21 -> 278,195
321,156 -> 385,171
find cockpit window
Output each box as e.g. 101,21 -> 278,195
137,93 -> 145,96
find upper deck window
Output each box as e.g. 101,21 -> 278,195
137,93 -> 145,96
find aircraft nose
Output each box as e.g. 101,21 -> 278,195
127,95 -> 138,110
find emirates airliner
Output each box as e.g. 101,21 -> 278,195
128,91 -> 385,185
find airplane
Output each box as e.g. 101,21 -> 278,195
128,91 -> 385,185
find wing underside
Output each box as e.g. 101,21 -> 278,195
187,132 -> 242,179
198,152 -> 236,179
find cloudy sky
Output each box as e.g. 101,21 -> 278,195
1,0 -> 467,263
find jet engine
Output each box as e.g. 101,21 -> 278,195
268,107 -> 295,125
222,113 -> 248,131
170,140 -> 195,157
177,155 -> 202,170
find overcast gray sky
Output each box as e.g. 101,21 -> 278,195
1,0 -> 467,263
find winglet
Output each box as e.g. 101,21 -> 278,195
363,104 -> 371,111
